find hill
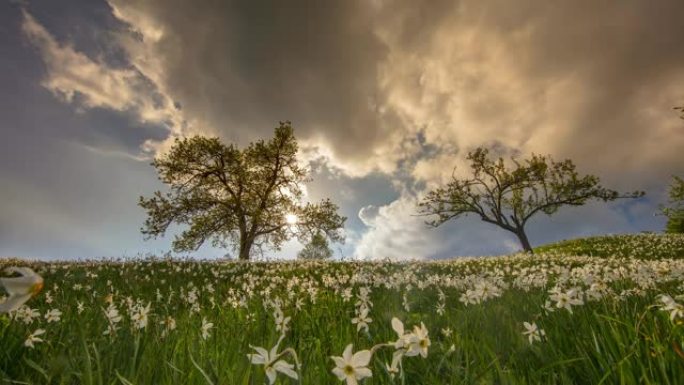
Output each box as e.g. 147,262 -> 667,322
534,233 -> 684,259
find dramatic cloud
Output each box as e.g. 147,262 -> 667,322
21,9 -> 185,149
11,0 -> 684,259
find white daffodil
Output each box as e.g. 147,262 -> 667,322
274,307 -> 291,334
160,316 -> 177,338
24,328 -> 45,349
131,303 -> 151,330
658,294 -> 684,321
405,322 -> 430,358
549,288 -> 584,314
385,350 -> 403,379
351,307 -> 372,333
247,337 -> 298,384
522,322 -> 545,344
44,309 -> 62,323
200,317 -> 213,340
15,306 -> 40,324
0,267 -> 44,313
331,344 -> 372,385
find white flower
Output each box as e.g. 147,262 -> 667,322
201,317 -> 213,340
331,344 -> 372,385
351,307 -> 372,333
522,322 -> 545,344
77,301 -> 85,314
658,294 -> 684,321
548,288 -> 584,314
384,350 -> 403,379
130,303 -> 151,330
0,267 -> 44,313
391,318 -> 431,358
15,306 -> 40,324
405,322 -> 431,358
391,317 -> 408,349
274,307 -> 291,334
247,337 -> 298,384
24,329 -> 45,349
103,304 -> 122,336
45,309 -> 62,323
160,316 -> 177,337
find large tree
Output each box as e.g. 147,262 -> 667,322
660,176 -> 684,234
418,148 -> 644,253
139,122 -> 346,260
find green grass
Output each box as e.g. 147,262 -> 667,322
534,233 -> 684,259
1,234 -> 684,384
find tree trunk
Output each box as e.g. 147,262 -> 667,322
238,236 -> 253,260
514,228 -> 533,253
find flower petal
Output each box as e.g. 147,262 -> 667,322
352,350 -> 371,367
355,367 -> 372,380
391,317 -> 404,336
342,344 -> 353,363
331,367 -> 346,380
0,293 -> 32,313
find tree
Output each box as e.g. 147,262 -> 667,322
418,147 -> 644,253
297,231 -> 333,260
139,121 -> 346,260
660,176 -> 684,233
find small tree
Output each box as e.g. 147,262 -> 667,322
418,147 -> 644,253
660,176 -> 684,233
297,231 -> 333,260
139,122 -> 346,260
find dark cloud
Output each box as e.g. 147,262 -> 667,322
2,0 -> 683,259
107,0 -> 406,174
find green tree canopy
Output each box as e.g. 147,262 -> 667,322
660,176 -> 684,233
418,147 -> 644,253
139,122 -> 346,260
297,231 -> 334,260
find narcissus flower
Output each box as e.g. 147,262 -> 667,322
247,337 -> 298,384
522,322 -> 545,344
331,344 -> 372,385
24,328 -> 45,348
0,267 -> 44,313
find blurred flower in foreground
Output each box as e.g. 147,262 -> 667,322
0,267 -> 44,313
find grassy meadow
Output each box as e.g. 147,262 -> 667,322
2,234 -> 684,384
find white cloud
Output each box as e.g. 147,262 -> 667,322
21,9 -> 187,157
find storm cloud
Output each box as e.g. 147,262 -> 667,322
3,0 -> 683,259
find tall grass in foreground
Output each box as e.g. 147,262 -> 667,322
1,249 -> 684,384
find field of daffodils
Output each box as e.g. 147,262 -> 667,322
2,234 -> 684,384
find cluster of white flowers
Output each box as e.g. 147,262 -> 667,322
2,242 -> 684,381
459,279 -> 503,305
548,286 -> 585,314
657,294 -> 684,321
351,287 -> 373,333
332,317 -> 431,384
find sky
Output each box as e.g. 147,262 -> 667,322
1,0 -> 683,260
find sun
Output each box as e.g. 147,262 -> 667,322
285,213 -> 298,225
